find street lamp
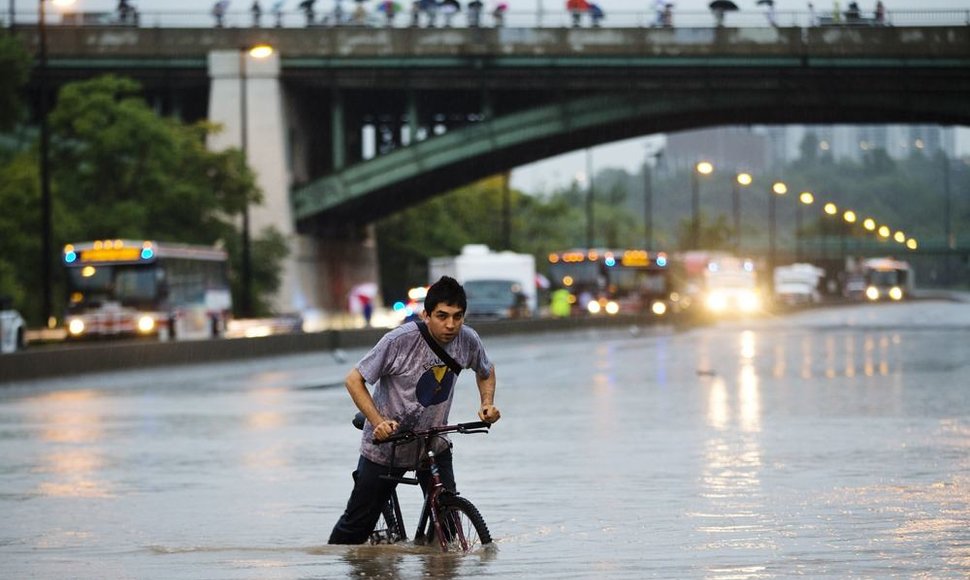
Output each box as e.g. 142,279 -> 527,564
585,148 -> 594,249
691,161 -> 713,249
768,181 -> 787,277
643,144 -> 663,250
733,172 -> 752,254
842,209 -> 857,264
238,43 -> 273,318
796,191 -> 814,261
38,0 -> 76,329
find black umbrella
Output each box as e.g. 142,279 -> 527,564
709,0 -> 738,9
756,0 -> 774,5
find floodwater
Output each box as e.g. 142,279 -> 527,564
1,300 -> 969,579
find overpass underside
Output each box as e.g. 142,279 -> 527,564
289,26 -> 970,231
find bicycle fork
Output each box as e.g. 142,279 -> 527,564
414,449 -> 471,552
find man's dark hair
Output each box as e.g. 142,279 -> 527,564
425,276 -> 467,313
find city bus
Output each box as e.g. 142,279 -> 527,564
546,248 -> 683,317
62,239 -> 232,340
861,257 -> 914,301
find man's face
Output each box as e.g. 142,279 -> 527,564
424,302 -> 465,344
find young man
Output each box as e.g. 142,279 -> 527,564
328,276 -> 500,544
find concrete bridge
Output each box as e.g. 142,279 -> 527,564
16,24 -> 970,316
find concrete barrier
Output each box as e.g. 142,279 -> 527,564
0,315 -> 657,383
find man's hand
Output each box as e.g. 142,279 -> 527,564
373,419 -> 399,441
479,404 -> 501,424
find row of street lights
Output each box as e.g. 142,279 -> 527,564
690,161 -> 919,274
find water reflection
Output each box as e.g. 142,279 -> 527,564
338,544 -> 496,579
694,331 -> 769,580
25,390 -> 113,498
767,330 -> 903,381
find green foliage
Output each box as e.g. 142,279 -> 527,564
0,74 -> 286,323
0,33 -> 30,131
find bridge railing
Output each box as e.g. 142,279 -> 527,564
4,8 -> 968,30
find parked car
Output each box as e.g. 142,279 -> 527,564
1,298 -> 27,353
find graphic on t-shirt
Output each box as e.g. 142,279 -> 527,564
415,364 -> 456,407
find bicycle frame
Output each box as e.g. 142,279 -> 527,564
376,421 -> 491,552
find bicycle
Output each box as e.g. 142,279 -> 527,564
352,413 -> 493,553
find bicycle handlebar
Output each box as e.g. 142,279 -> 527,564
374,420 -> 491,445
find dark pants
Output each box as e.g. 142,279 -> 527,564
328,450 -> 455,544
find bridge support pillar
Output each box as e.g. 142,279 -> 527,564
207,49 -> 317,317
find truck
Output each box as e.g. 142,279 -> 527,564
773,263 -> 824,306
429,245 -> 537,319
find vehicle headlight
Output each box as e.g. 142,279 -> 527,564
738,291 -> 761,313
68,318 -> 85,336
651,301 -> 668,316
137,315 -> 156,333
888,286 -> 903,301
705,291 -> 728,312
865,286 -> 880,301
604,301 -> 620,315
587,300 -> 601,315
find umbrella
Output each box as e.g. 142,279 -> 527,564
756,0 -> 773,5
376,0 -> 402,11
468,0 -> 483,7
348,282 -> 378,314
709,0 -> 738,9
440,0 -> 461,12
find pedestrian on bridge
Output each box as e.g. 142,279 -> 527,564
653,0 -> 665,27
212,0 -> 229,27
873,0 -> 885,25
491,1 -> 507,26
467,0 -> 483,26
117,0 -> 132,24
271,0 -> 285,26
566,0 -> 589,27
298,0 -> 316,25
251,0 -> 263,26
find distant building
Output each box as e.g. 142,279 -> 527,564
665,124 -> 959,172
664,127 -> 771,174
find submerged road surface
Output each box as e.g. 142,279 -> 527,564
1,300 -> 968,578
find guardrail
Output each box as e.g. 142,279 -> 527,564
5,8 -> 968,30
0,313 -> 659,383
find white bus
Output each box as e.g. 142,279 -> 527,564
861,257 -> 914,301
62,239 -> 232,340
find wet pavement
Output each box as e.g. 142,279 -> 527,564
1,300 -> 969,578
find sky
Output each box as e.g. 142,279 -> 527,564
8,0 -> 968,190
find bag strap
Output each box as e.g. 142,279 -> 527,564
415,321 -> 462,376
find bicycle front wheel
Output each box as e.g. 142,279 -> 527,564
434,494 -> 492,553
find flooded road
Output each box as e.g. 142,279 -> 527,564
1,300 -> 969,578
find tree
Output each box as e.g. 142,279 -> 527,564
0,74 -> 286,322
0,33 -> 30,132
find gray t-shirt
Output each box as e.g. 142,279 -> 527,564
356,321 -> 492,467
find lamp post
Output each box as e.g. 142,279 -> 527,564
37,0 -> 74,328
643,144 -> 663,250
796,191 -> 814,261
691,161 -> 713,249
768,181 -> 787,278
585,148 -> 594,249
734,172 -> 752,254
238,43 -> 273,318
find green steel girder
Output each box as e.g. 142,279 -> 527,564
290,80 -> 970,229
